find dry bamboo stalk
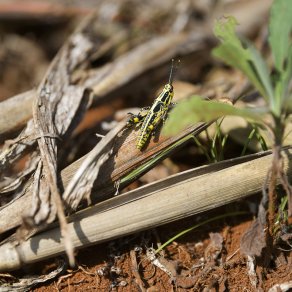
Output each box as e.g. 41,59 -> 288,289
0,147 -> 291,271
0,90 -> 35,139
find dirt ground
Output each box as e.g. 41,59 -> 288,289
30,200 -> 292,291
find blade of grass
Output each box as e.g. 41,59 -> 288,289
155,211 -> 248,254
241,128 -> 256,156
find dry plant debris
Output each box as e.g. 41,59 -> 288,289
0,0 -> 291,291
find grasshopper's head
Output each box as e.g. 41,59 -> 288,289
164,83 -> 173,93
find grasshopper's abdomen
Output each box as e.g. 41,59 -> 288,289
136,130 -> 151,150
136,114 -> 155,150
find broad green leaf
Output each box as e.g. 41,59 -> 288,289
269,0 -> 292,115
163,96 -> 268,135
213,17 -> 273,107
269,0 -> 292,72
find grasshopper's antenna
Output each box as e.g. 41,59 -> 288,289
168,59 -> 180,85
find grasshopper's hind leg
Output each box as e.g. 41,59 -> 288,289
161,103 -> 177,125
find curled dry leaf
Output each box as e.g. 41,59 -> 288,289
62,120 -> 126,210
146,248 -> 178,278
26,13 -> 104,265
0,260 -> 66,292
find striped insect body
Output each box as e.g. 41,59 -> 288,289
127,59 -> 179,150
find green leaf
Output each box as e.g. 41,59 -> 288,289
212,17 -> 273,107
275,44 -> 292,111
274,47 -> 292,114
269,0 -> 292,72
163,96 -> 268,136
269,0 -> 292,115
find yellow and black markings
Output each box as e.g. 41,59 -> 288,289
127,59 -> 180,150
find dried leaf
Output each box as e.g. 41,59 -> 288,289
204,232 -> 223,263
63,121 -> 125,210
0,260 -> 65,292
268,281 -> 292,292
0,120 -> 36,177
27,14 -> 102,266
240,200 -> 267,257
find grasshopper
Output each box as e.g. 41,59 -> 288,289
127,59 -> 179,150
